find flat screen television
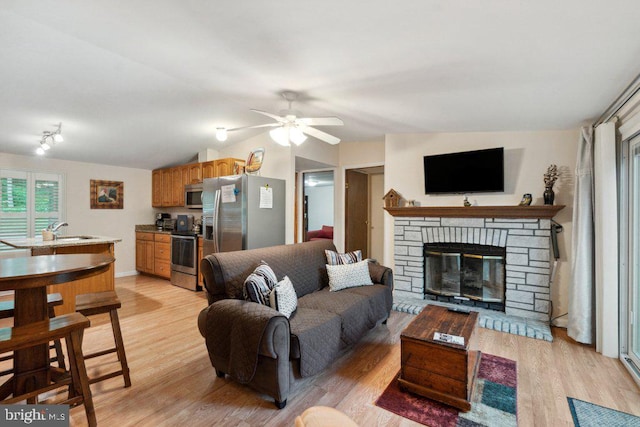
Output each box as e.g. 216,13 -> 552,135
423,147 -> 504,194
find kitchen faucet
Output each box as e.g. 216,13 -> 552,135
47,221 -> 68,232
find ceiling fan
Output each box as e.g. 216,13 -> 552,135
218,91 -> 344,146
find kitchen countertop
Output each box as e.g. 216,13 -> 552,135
135,224 -> 172,234
0,235 -> 122,249
135,224 -> 202,236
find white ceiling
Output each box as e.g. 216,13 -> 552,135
2,1 -> 640,170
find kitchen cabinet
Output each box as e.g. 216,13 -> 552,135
202,158 -> 245,180
152,170 -> 163,207
202,161 -> 215,179
151,158 -> 245,207
161,169 -> 172,207
187,163 -> 202,184
154,233 -> 171,279
215,158 -> 245,177
136,231 -> 170,279
135,232 -> 155,273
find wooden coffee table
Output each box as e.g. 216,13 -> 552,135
399,305 -> 481,411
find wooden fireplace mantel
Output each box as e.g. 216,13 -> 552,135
384,205 -> 565,219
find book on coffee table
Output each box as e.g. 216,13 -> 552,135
433,332 -> 465,346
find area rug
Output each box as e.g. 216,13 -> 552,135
375,354 -> 517,427
393,298 -> 553,342
567,397 -> 640,427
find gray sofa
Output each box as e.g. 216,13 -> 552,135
197,240 -> 393,408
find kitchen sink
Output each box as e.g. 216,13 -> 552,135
54,235 -> 96,241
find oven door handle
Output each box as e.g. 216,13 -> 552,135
213,189 -> 221,252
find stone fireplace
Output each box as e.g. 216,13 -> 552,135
388,206 -> 564,321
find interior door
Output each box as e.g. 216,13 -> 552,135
345,170 -> 368,257
628,135 -> 640,368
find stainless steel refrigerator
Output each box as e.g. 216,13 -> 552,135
202,175 -> 285,255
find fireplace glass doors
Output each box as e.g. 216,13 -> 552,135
424,243 -> 506,310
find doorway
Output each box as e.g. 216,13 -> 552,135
302,170 -> 334,242
345,166 -> 384,261
622,134 -> 640,384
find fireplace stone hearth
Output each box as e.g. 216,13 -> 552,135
393,216 -> 553,321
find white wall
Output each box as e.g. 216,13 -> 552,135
0,152 -> 153,276
384,130 -> 579,326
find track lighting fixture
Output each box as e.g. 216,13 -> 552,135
35,123 -> 63,155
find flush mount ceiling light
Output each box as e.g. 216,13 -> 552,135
215,91 -> 343,146
215,127 -> 228,142
35,122 -> 63,155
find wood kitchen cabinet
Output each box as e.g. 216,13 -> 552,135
202,158 -> 245,179
202,161 -> 215,179
187,163 -> 202,184
135,232 -> 155,273
215,158 -> 245,177
154,233 -> 171,279
152,169 -> 163,207
161,168 -> 172,206
136,231 -> 171,279
151,158 -> 245,207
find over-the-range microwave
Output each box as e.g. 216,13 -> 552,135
184,183 -> 203,209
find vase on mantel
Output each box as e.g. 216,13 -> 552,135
543,187 -> 555,205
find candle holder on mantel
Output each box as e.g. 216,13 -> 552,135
543,164 -> 559,205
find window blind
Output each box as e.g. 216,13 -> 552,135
0,170 -> 64,251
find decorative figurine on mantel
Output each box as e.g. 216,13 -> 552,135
463,195 -> 472,207
543,164 -> 559,205
383,189 -> 402,208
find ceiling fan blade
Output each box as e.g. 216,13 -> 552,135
299,125 -> 341,145
298,117 -> 344,126
250,109 -> 286,123
228,123 -> 280,132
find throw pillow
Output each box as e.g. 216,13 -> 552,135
325,249 -> 362,265
243,262 -> 278,306
326,259 -> 373,291
269,276 -> 298,318
253,261 -> 278,288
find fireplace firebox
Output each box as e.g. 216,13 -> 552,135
424,243 -> 506,311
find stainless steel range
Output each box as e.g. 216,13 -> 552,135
170,231 -> 201,291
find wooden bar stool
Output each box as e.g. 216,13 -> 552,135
0,312 -> 97,427
0,293 -> 66,375
75,291 -> 131,387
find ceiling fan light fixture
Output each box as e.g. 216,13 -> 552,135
53,133 -> 64,143
36,147 -> 45,155
41,139 -> 51,151
269,127 -> 290,146
215,127 -> 228,142
289,127 -> 307,146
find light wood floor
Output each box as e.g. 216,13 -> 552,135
35,274 -> 640,426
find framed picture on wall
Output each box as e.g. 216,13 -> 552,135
90,179 -> 123,209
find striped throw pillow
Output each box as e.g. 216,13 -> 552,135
325,249 -> 362,265
243,262 -> 278,306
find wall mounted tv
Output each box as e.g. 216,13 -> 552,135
423,147 -> 504,194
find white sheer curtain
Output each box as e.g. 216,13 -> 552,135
593,122 -> 619,357
568,126 -> 595,344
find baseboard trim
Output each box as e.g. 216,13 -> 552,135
116,271 -> 139,278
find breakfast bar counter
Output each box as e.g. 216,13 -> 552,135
0,236 -> 121,314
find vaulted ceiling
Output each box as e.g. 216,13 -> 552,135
2,1 -> 640,170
